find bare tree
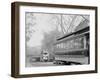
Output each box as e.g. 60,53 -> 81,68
25,13 -> 36,41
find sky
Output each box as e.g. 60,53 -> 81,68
25,13 -> 89,48
26,13 -> 58,47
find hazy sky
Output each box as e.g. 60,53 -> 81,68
26,13 -> 89,48
26,13 -> 58,47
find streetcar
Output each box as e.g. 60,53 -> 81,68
41,51 -> 49,62
53,21 -> 90,65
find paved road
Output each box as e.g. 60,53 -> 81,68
26,62 -> 59,67
26,56 -> 89,67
